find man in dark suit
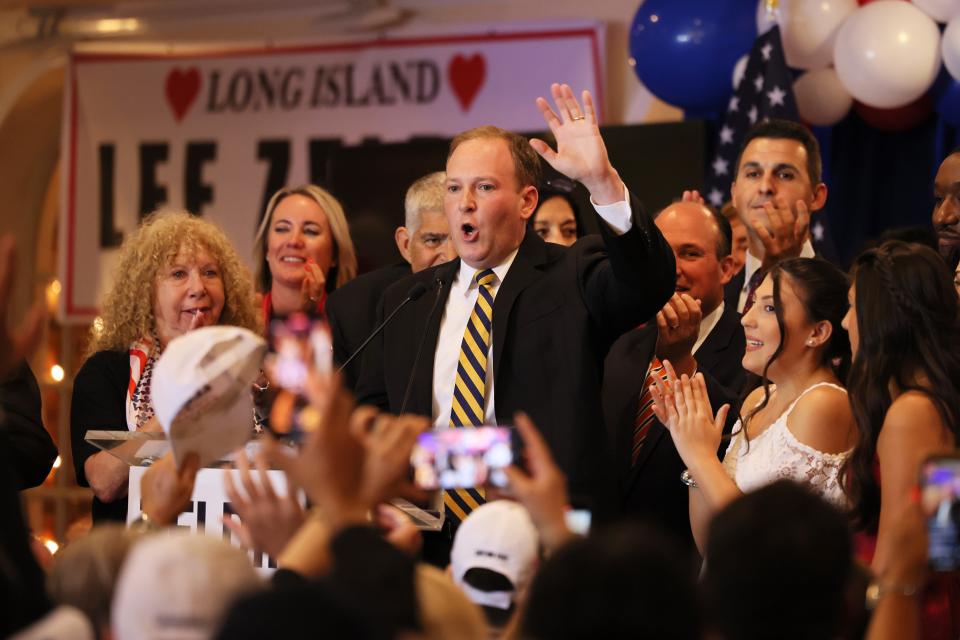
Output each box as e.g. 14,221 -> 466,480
722,120 -> 826,313
604,199 -> 744,552
327,172 -> 456,390
355,84 -> 675,535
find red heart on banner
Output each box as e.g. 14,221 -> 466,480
448,54 -> 486,112
165,67 -> 201,123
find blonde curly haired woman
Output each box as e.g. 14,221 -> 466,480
71,210 -> 260,522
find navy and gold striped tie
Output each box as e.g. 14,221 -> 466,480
444,268 -> 496,524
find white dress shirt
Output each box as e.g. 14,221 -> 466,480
430,187 -> 634,428
692,301 -> 725,356
737,239 -> 815,312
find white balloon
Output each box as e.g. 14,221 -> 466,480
912,0 -> 960,23
945,16 -> 960,80
793,68 -> 853,126
772,0 -> 859,70
732,54 -> 749,89
834,2 -> 942,108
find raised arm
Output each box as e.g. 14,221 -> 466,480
651,365 -> 739,552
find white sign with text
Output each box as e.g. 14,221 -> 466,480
60,23 -> 604,321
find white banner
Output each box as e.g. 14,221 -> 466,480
127,465 -> 297,573
60,23 -> 605,321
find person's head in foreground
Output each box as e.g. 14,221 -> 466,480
449,500 -> 540,633
703,480 -> 853,640
111,533 -> 262,640
520,523 -> 701,640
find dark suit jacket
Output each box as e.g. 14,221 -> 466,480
326,262 -> 412,391
723,268 -> 745,314
356,194 -> 676,519
696,301 -> 747,398
0,361 -> 57,489
602,317 -> 741,550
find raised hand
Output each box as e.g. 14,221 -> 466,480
657,371 -> 729,470
681,190 -> 706,205
298,258 -> 327,311
755,200 -> 811,270
140,452 -> 200,526
655,294 -> 702,377
353,411 -> 430,506
264,372 -> 369,528
223,447 -> 305,558
503,412 -> 573,552
530,83 -> 623,205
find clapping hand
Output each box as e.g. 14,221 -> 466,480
530,83 -> 624,205
655,294 -> 702,377
755,200 -> 810,270
223,447 -> 305,558
298,258 -> 326,311
649,364 -> 729,470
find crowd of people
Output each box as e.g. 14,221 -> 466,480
2,81 -> 960,639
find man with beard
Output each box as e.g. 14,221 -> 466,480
933,149 -> 960,269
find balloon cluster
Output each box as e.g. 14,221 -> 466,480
630,0 -> 960,130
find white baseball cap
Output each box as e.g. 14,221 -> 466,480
450,500 -> 540,611
152,326 -> 267,467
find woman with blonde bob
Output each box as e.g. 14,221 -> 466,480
71,210 -> 260,522
254,184 -> 358,320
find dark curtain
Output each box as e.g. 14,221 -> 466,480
815,113 -> 960,268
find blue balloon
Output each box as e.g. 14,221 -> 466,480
629,0 -> 757,117
935,77 -> 960,127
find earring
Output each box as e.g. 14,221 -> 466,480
806,339 -> 815,346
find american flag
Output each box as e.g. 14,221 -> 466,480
704,25 -> 798,210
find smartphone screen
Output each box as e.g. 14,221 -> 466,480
411,427 -> 515,490
262,312 -> 332,440
922,455 -> 960,571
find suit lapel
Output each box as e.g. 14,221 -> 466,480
407,260 -> 458,416
694,304 -> 738,372
491,232 -> 549,382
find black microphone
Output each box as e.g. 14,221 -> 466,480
399,277 -> 445,414
337,282 -> 428,374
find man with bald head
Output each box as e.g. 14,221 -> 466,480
603,198 -> 745,552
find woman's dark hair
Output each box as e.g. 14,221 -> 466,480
521,523 -> 701,640
528,184 -> 582,239
843,240 -> 960,532
739,258 -> 852,441
704,481 -> 853,640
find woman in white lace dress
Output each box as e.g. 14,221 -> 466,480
651,257 -> 857,553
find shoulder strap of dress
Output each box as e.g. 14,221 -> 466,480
783,381 -> 847,417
